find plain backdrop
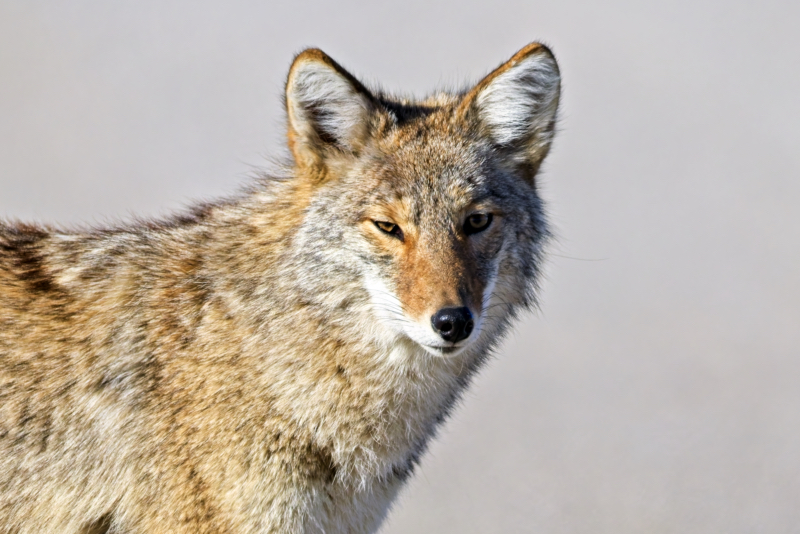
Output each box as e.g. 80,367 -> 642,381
1,1 -> 799,532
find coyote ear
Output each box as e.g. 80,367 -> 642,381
463,43 -> 561,182
286,49 -> 374,169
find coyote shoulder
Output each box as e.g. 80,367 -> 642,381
0,43 -> 560,533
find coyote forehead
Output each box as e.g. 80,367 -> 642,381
0,43 -> 560,533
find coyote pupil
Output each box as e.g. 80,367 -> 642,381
0,43 -> 560,533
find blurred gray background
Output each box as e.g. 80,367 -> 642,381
1,1 -> 799,532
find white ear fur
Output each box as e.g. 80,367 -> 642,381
287,55 -> 372,153
475,49 -> 560,151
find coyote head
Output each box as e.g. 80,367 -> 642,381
285,44 -> 560,357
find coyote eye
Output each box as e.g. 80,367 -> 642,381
464,213 -> 493,235
374,220 -> 404,240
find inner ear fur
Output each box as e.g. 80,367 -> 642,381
285,49 -> 376,169
461,43 -> 561,182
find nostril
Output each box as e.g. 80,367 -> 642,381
464,319 -> 474,337
431,307 -> 474,343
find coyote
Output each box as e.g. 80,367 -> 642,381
0,43 -> 560,533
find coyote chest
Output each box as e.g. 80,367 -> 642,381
0,43 -> 560,533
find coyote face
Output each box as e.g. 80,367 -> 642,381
352,133 -> 530,357
286,45 -> 559,358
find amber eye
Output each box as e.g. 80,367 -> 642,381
464,213 -> 493,235
374,220 -> 404,240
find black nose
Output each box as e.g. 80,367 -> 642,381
431,307 -> 474,343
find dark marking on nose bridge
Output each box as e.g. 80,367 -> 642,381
423,232 -> 479,308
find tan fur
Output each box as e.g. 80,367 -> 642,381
0,44 -> 560,533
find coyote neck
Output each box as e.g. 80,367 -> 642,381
199,191 -> 480,484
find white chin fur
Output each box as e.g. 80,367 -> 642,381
419,343 -> 470,358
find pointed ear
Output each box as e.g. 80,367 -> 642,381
462,43 -> 561,182
285,49 -> 375,169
